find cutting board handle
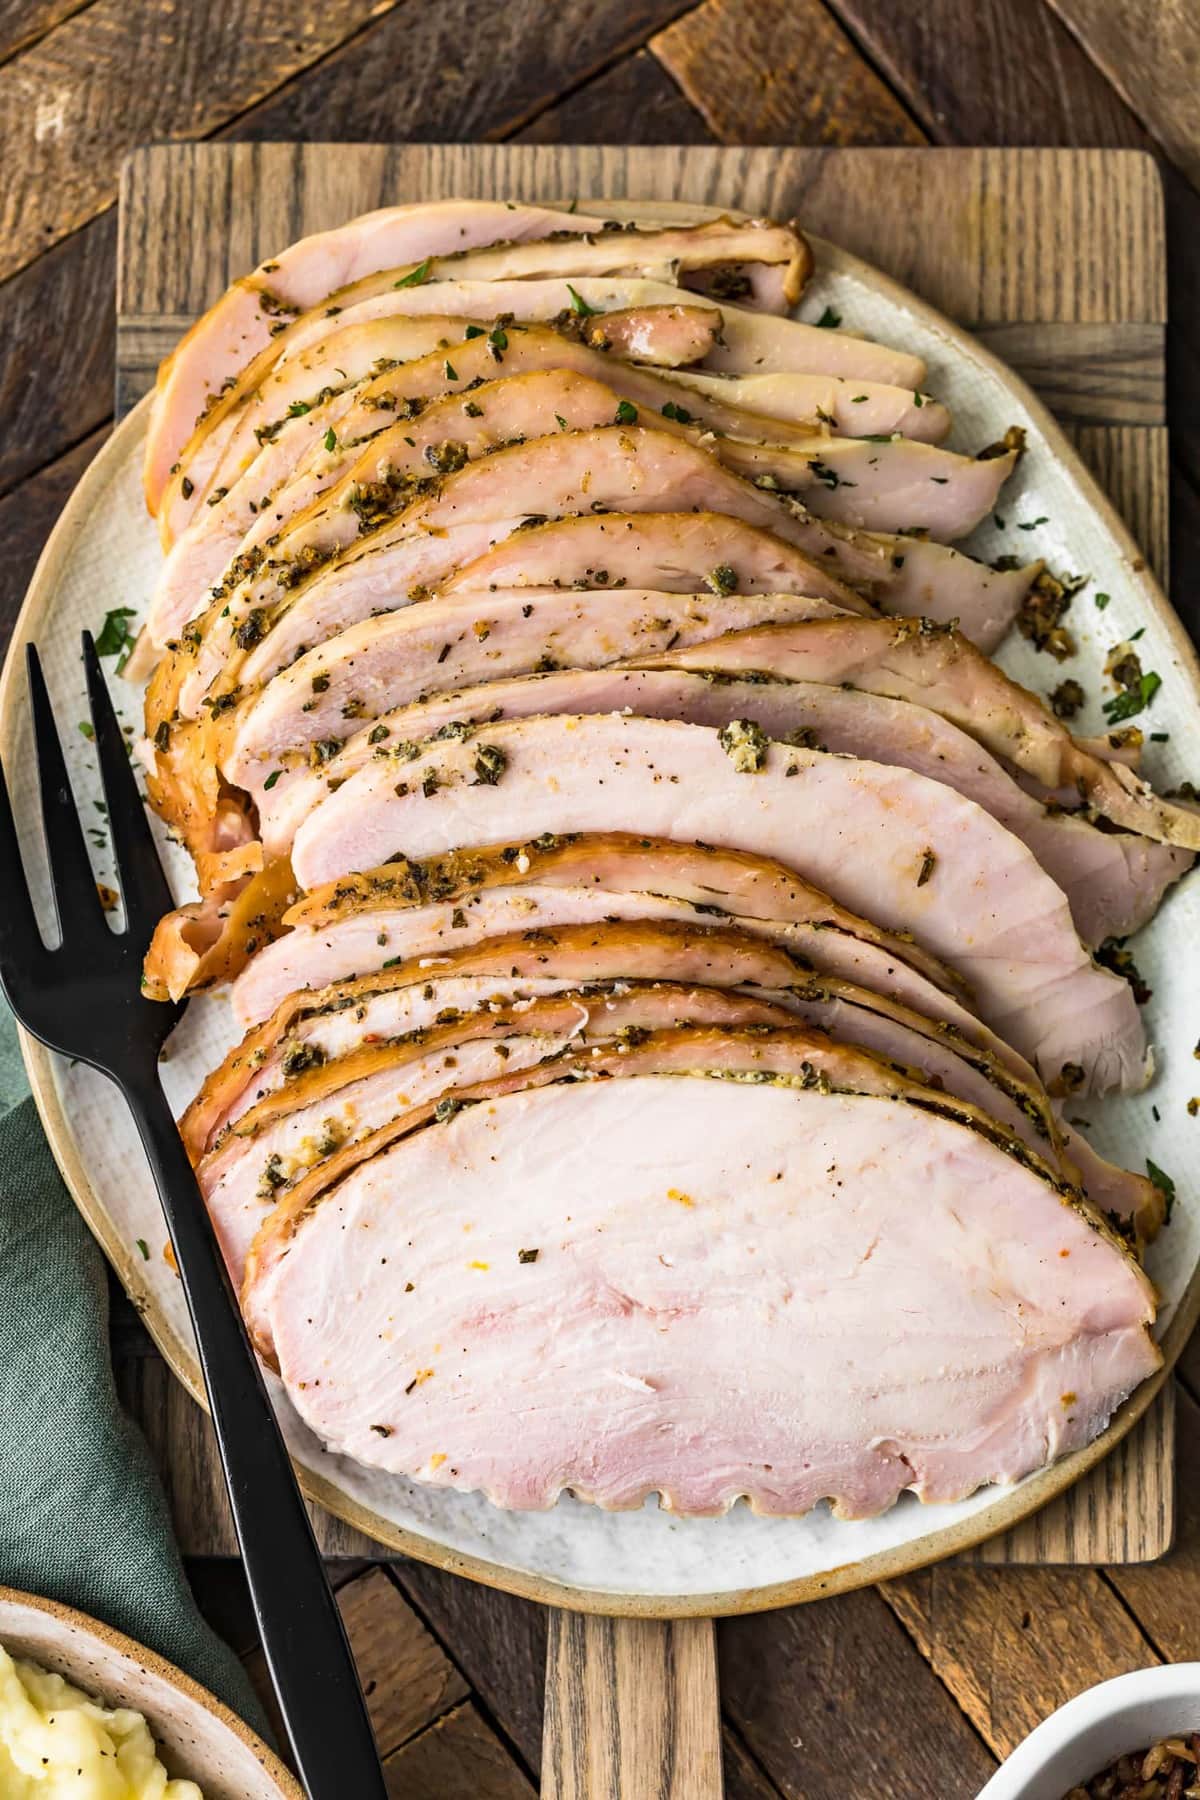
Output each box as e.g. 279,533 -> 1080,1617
541,1613 -> 723,1798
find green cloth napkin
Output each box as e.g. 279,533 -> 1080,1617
0,1014 -> 268,1734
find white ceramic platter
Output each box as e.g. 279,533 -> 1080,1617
3,225 -> 1199,1615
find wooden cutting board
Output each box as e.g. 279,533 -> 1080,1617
115,140 -> 1173,1570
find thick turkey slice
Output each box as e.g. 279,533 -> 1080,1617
145,200 -> 606,511
263,662 -> 1186,946
246,1037 -> 1158,1515
227,832 -> 969,1030
443,510 -> 861,599
277,275 -> 924,389
653,366 -> 949,442
646,619 -> 1200,852
424,217 -> 808,305
289,713 -> 1146,1092
227,589 -> 844,822
199,982 -> 791,1291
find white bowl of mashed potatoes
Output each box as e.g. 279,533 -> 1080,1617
0,1585 -> 301,1799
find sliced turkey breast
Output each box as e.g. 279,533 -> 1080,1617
163,212 -> 815,535
227,831 -> 970,1033
200,981 -> 791,1292
262,662 -> 1186,946
189,919 -> 1045,1150
150,425 -> 882,749
289,713 -> 1146,1092
158,364 -> 993,661
226,589 -> 845,822
246,1038 -> 1157,1515
155,313 -> 824,629
443,510 -> 863,600
145,200 -> 605,512
646,619 -> 1200,852
276,275 -> 924,390
198,930 -> 1165,1267
158,299 -> 724,549
652,366 -> 950,442
167,427 -> 1024,729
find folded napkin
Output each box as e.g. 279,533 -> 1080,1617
0,1013 -> 268,1733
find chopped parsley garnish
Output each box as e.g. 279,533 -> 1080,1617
95,606 -> 138,673
78,720 -> 94,740
263,769 -> 283,790
1102,671 -> 1161,723
444,359 -> 458,382
814,305 -> 841,329
661,401 -> 694,424
136,1238 -> 149,1260
566,283 -> 600,318
324,426 -> 337,451
472,744 -> 508,785
706,564 -> 737,597
463,324 -> 485,339
614,399 -> 638,425
1095,592 -> 1111,609
1146,1157 -> 1176,1225
394,258 -> 432,288
1018,515 -> 1049,531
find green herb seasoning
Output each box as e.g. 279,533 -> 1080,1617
394,258 -> 432,289
472,744 -> 508,785
95,606 -> 139,673
1146,1157 -> 1176,1224
1102,671 -> 1161,723
566,283 -> 600,318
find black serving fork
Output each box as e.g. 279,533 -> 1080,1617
0,636 -> 388,1800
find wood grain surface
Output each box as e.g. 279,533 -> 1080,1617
4,3 -> 1200,1794
542,1616 -> 723,1798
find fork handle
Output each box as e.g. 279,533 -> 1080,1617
124,1079 -> 387,1799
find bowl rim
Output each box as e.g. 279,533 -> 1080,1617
0,1582 -> 303,1798
977,1662 -> 1200,1798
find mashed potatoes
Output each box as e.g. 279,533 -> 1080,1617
0,1642 -> 203,1797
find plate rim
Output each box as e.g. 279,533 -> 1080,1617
3,228 -> 1198,1616
0,1581 -> 303,1796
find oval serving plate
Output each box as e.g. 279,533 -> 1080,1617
0,1585 -> 301,1798
2,208 -> 1198,1617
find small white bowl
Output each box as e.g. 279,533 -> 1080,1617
0,1584 -> 302,1799
977,1663 -> 1200,1799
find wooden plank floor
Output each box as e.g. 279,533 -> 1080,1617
3,2 -> 1200,1793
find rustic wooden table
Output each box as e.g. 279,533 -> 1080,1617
3,2 -> 1200,1793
